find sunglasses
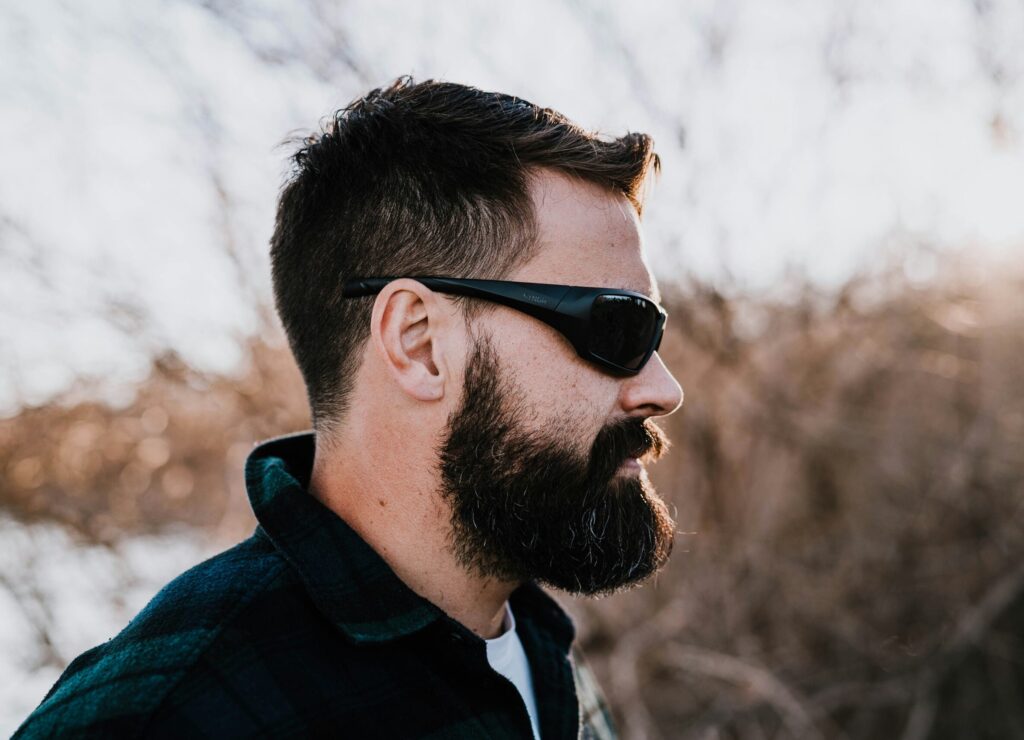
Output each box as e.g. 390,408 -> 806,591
341,276 -> 667,376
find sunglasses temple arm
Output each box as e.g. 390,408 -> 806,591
341,279 -> 394,297
340,276 -> 583,347
342,278 -> 570,312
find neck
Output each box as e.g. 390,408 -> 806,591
308,420 -> 518,640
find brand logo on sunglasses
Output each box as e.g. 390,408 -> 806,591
523,292 -> 551,306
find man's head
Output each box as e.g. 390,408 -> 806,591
271,77 -> 684,595
270,77 -> 661,438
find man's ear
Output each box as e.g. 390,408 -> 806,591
369,278 -> 452,402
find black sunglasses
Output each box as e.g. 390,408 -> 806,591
341,276 -> 667,376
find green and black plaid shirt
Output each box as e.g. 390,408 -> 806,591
15,431 -> 617,739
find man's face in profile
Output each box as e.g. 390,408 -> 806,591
437,329 -> 676,595
431,169 -> 683,596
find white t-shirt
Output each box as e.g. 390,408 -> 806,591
484,601 -> 541,740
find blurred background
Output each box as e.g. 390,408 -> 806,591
2,1 -> 1023,737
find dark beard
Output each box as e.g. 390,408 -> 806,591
436,331 -> 676,596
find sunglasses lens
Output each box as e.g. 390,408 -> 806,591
589,295 -> 660,371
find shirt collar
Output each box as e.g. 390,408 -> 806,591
245,430 -> 442,643
244,430 -> 575,650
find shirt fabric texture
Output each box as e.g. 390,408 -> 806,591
15,430 -> 618,739
485,602 -> 541,740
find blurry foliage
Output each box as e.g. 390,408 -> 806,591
567,258 -> 1024,739
2,257 -> 1024,739
0,331 -> 307,545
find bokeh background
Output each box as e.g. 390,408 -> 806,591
3,1 -> 1024,737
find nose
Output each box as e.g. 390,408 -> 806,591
618,352 -> 683,417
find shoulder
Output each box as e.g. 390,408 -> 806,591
14,531 -> 289,739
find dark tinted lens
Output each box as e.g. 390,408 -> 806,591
588,295 -> 660,370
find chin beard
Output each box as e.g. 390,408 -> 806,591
437,332 -> 676,596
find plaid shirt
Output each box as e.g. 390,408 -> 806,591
15,431 -> 618,739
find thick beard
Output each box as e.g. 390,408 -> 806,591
436,331 -> 676,596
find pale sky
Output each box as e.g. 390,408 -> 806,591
2,0 -> 1023,414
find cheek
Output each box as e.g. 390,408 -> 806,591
506,352 -> 609,441
493,312 -> 615,426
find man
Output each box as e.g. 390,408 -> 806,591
16,77 -> 683,739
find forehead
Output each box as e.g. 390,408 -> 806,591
510,170 -> 661,303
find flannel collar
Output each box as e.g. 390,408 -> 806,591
244,431 -> 575,649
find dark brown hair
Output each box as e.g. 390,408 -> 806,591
269,76 -> 660,440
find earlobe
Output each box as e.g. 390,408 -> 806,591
371,281 -> 447,402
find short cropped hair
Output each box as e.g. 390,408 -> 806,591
270,76 -> 659,440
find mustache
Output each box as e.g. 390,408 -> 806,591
588,417 -> 671,479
